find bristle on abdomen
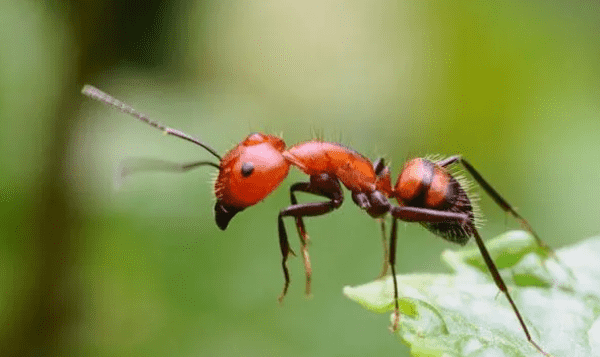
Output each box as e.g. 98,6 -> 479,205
445,163 -> 484,230
411,156 -> 485,245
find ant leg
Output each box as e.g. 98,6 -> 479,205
439,156 -> 575,284
289,182 -> 316,296
389,207 -> 548,355
277,214 -> 293,303
277,174 -> 343,300
377,219 -> 389,279
278,199 -> 342,300
390,206 -> 470,223
472,228 -> 549,356
387,207 -> 470,331
389,218 -> 400,330
290,182 -> 312,244
352,190 -> 391,279
437,156 -> 554,256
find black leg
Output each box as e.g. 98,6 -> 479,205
390,206 -> 470,223
387,207 -> 549,355
437,156 -> 554,256
389,218 -> 400,330
277,174 -> 343,301
290,182 -> 311,238
289,182 -> 313,296
387,207 -> 469,331
471,228 -> 549,356
277,215 -> 293,303
377,219 -> 389,278
437,156 -> 578,287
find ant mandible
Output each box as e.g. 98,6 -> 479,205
82,85 -> 555,356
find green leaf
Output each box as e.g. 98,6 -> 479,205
344,231 -> 600,357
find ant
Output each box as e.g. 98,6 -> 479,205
82,84 -> 557,355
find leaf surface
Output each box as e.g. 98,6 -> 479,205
344,231 -> 600,357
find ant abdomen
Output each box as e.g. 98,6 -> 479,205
394,158 -> 474,244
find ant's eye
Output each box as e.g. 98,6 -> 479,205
241,162 -> 254,177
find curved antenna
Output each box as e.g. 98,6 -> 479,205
81,85 -> 222,161
120,158 -> 220,178
115,158 -> 220,189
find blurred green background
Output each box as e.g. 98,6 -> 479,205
1,1 -> 599,356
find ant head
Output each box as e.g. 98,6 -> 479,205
214,133 -> 290,230
79,87 -> 290,231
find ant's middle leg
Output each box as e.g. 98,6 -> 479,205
377,219 -> 389,278
387,207 -> 470,330
352,188 -> 392,279
277,173 -> 343,301
372,158 -> 392,278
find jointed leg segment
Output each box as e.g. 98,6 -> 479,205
277,173 -> 343,302
388,203 -> 549,355
377,219 -> 389,279
436,155 -> 553,255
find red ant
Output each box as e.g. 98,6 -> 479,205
82,84 -> 555,355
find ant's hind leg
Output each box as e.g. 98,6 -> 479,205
471,228 -> 550,356
438,155 -> 575,283
437,156 -> 556,258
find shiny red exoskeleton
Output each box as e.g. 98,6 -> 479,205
82,85 -> 555,356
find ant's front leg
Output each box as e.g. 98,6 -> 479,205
277,173 -> 343,302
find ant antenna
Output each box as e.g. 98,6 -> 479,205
119,157 -> 220,180
81,85 -> 222,162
